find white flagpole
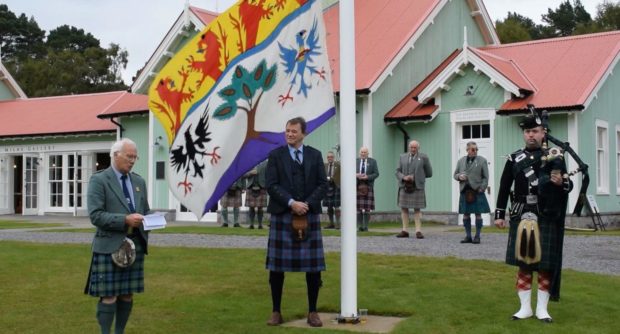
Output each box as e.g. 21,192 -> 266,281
339,0 -> 357,320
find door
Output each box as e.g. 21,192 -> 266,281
0,156 -> 11,214
23,155 -> 40,215
456,123 -> 494,226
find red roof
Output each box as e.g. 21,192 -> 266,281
385,49 -> 460,121
324,0 -> 441,91
189,6 -> 218,24
479,31 -> 620,112
0,91 -> 148,138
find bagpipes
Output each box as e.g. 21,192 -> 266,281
526,104 -> 590,216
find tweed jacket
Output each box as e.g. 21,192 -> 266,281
266,145 -> 327,214
453,155 -> 489,192
246,159 -> 268,189
87,167 -> 150,254
396,152 -> 433,190
324,160 -> 341,187
355,157 -> 379,187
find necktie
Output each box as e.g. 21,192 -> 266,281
328,163 -> 333,177
294,150 -> 302,165
361,160 -> 366,174
121,174 -> 135,213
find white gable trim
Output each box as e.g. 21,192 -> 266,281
0,62 -> 27,99
582,50 -> 620,110
470,0 -> 500,45
130,8 -> 207,93
417,48 -> 521,104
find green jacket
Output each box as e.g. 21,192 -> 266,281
87,167 -> 150,254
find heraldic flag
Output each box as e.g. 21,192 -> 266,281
148,0 -> 335,218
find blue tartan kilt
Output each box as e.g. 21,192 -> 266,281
266,213 -> 326,272
84,236 -> 145,297
322,185 -> 341,207
458,191 -> 491,214
356,187 -> 375,211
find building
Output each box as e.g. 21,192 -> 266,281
1,0 -> 618,227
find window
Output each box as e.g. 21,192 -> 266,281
462,124 -> 490,139
49,155 -> 63,207
596,120 -> 609,194
68,154 -> 84,208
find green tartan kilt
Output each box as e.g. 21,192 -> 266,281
506,213 -> 561,272
84,236 -> 146,297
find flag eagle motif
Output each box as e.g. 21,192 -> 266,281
148,0 -> 335,218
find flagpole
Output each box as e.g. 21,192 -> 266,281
339,0 -> 357,320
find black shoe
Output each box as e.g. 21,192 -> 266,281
233,223 -> 241,228
258,225 -> 263,229
396,231 -> 409,238
473,236 -> 480,244
249,225 -> 255,229
221,223 -> 228,227
325,224 -> 336,229
460,237 -> 473,243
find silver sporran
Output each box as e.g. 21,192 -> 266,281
111,237 -> 136,268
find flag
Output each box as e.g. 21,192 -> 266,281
148,0 -> 335,218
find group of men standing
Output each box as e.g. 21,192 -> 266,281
84,113 -> 571,332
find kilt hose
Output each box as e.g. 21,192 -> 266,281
506,213 -> 561,272
398,187 -> 426,209
266,212 -> 325,272
458,191 -> 490,214
356,187 -> 375,211
85,235 -> 145,297
244,188 -> 268,208
220,189 -> 243,208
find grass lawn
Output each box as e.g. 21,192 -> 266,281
0,241 -> 618,333
0,220 -> 65,229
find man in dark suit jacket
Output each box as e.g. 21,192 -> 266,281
356,147 -> 380,231
84,138 -> 150,334
265,117 -> 327,327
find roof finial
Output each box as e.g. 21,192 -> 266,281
463,26 -> 468,49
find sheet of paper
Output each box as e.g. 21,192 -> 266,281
143,212 -> 167,230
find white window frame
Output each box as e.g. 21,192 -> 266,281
596,120 -> 609,194
616,125 -> 620,194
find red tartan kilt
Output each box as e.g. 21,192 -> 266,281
356,187 -> 375,211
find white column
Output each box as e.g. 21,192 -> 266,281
339,0 -> 357,319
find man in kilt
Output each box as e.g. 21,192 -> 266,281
265,117 -> 327,327
84,138 -> 150,334
323,151 -> 341,229
453,141 -> 490,244
356,147 -> 379,231
395,140 -> 433,239
219,177 -> 245,227
245,159 -> 268,229
495,115 -> 572,323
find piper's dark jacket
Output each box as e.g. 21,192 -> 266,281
266,145 -> 327,214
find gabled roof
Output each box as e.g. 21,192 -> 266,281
386,30 -> 620,121
0,91 -> 147,138
0,62 -> 27,99
324,0 -> 499,92
130,5 -> 218,93
480,30 -> 620,113
134,0 -> 497,96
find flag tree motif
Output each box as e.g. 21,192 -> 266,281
148,0 -> 335,217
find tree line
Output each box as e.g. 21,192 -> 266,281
1,1 -> 620,97
0,4 -> 128,97
496,0 -> 620,43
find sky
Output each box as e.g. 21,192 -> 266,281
1,0 -> 605,85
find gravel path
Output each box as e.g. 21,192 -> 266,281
1,226 -> 618,276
